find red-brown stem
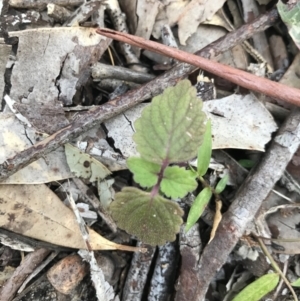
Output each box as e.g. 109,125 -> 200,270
96,28 -> 300,107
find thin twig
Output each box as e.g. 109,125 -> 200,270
257,237 -> 298,301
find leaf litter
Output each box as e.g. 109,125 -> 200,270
1,1 -> 300,300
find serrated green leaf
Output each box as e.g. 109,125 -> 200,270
160,166 -> 198,199
65,143 -> 111,182
291,278 -> 300,287
197,119 -> 212,176
133,80 -> 206,164
127,157 -> 160,188
232,273 -> 279,301
110,187 -> 183,246
215,175 -> 228,194
185,187 -> 212,232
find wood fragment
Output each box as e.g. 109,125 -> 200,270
175,224 -> 202,301
8,0 -> 84,10
47,254 -> 88,295
148,241 -> 178,301
63,0 -> 102,26
122,242 -> 155,301
0,10 -> 278,182
47,3 -> 72,23
0,248 -> 50,301
105,0 -> 147,72
92,62 -> 155,83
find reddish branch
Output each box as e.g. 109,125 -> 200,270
96,28 -> 300,107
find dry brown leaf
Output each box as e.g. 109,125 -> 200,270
0,113 -> 72,184
0,184 -> 140,252
8,27 -> 111,105
105,94 -> 277,158
177,0 -> 227,45
208,200 -> 222,244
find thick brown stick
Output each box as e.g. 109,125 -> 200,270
0,10 -> 278,181
96,28 -> 300,107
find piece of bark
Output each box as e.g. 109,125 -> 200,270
175,224 -> 202,301
106,0 -> 147,72
63,0 -> 101,27
8,0 -> 83,10
47,254 -> 89,295
0,9 -> 279,182
269,35 -> 289,71
8,27 -> 111,106
92,62 -> 155,83
47,4 -> 72,23
242,0 -> 274,70
1,10 -> 41,31
148,241 -> 179,301
193,108 -> 300,300
0,41 -> 11,97
0,248 -> 51,301
122,242 -> 155,301
13,101 -> 69,134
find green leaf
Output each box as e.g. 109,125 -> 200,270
278,0 -> 300,25
127,157 -> 160,188
215,175 -> 228,194
185,187 -> 212,232
65,143 -> 111,182
232,273 -> 279,301
197,119 -> 212,176
110,187 -> 183,246
133,80 -> 206,164
161,166 -> 198,199
291,278 -> 300,287
278,1 -> 300,49
238,159 -> 255,169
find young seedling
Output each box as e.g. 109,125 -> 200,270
109,80 -> 206,245
185,119 -> 228,234
109,79 -> 228,245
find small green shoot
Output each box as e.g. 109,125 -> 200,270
215,175 -> 229,194
197,119 -> 212,176
110,80 -> 206,245
291,278 -> 300,287
231,273 -> 279,301
185,119 -> 228,234
185,187 -> 212,232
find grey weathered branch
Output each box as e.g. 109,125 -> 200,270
0,9 -> 278,182
92,62 -> 155,83
193,108 -> 300,301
